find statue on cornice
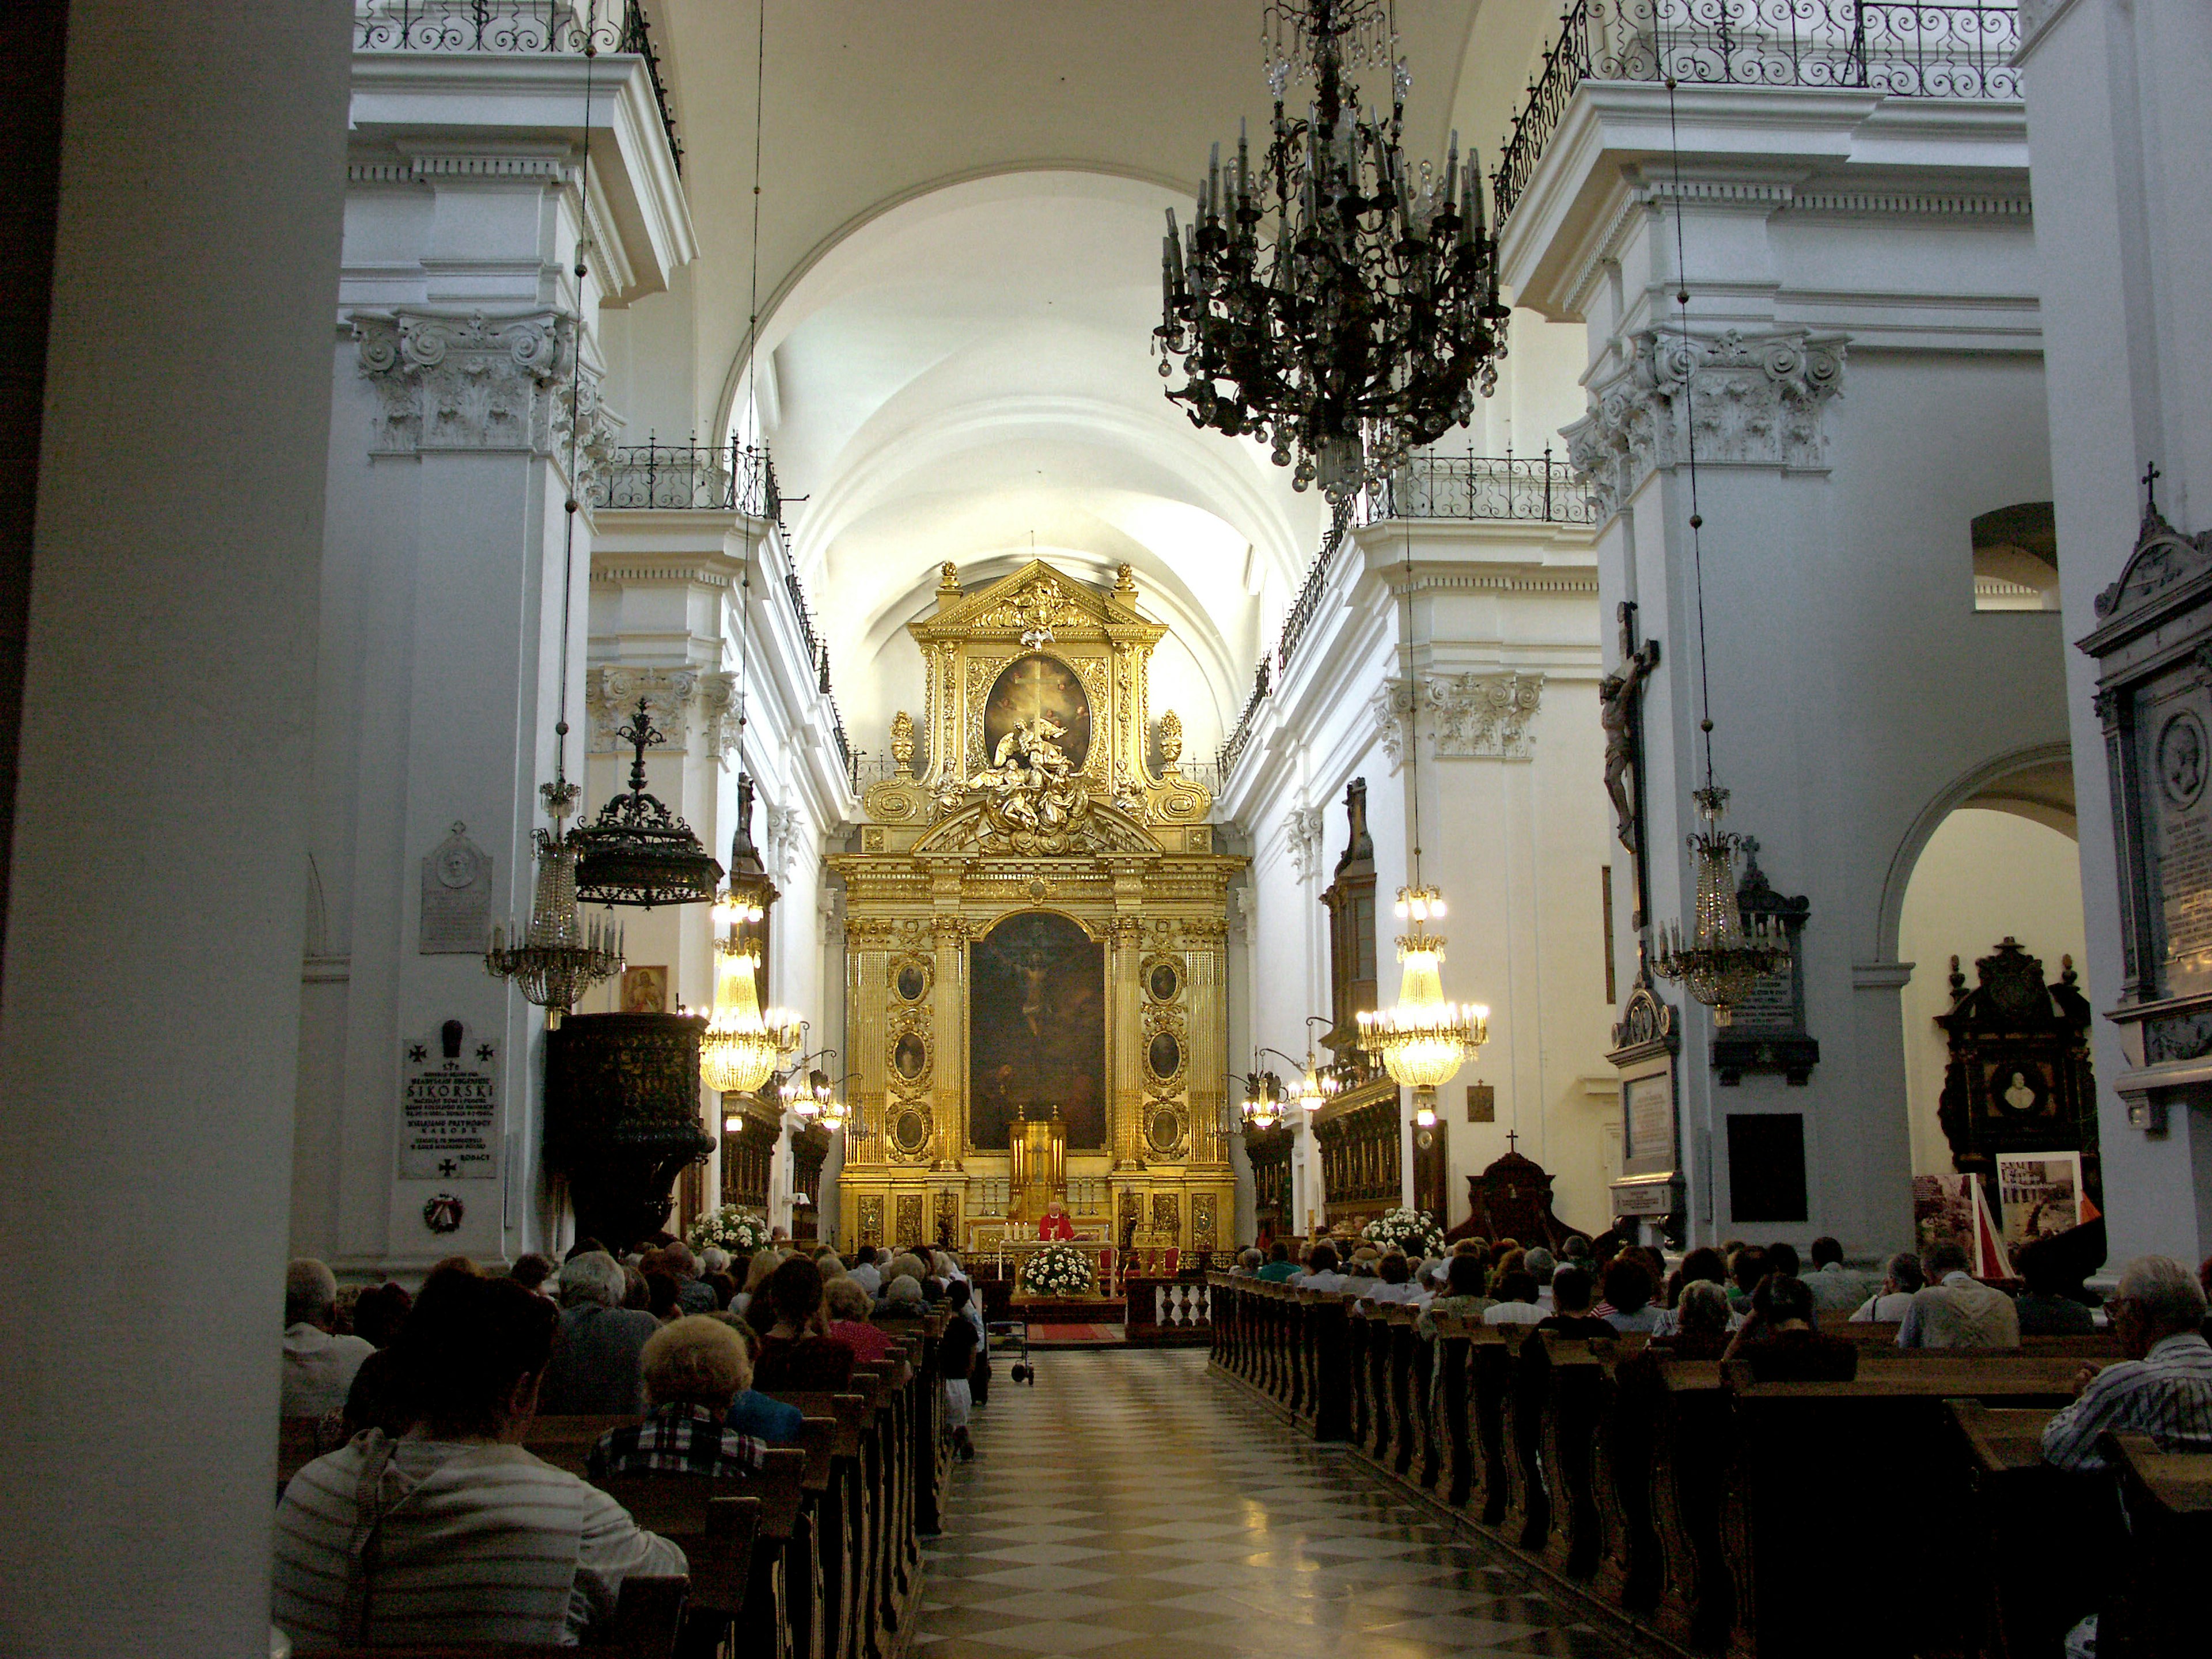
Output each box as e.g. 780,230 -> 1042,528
971,713 -> 1091,854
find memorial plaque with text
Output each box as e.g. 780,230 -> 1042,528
400,1019 -> 499,1180
2142,689 -> 2212,999
419,824 -> 493,955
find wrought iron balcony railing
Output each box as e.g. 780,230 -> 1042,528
1358,452 -> 1595,529
1220,452 -> 1596,783
586,435 -> 853,785
355,1 -> 684,174
589,436 -> 781,516
1493,0 -> 2021,227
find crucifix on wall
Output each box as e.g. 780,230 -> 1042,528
1599,600 -> 1661,930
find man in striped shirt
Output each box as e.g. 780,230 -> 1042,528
2041,1254 -> 2212,1473
272,1272 -> 684,1647
589,1316 -> 769,1480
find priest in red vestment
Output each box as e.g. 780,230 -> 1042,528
1037,1199 -> 1075,1241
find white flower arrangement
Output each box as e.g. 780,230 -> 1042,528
687,1205 -> 770,1258
1362,1206 -> 1446,1259
1020,1242 -> 1097,1298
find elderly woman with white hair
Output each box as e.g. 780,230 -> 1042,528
538,1251 -> 662,1414
2041,1254 -> 2212,1473
588,1315 -> 771,1480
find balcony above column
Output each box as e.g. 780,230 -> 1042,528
1491,3 -> 2032,350
349,36 -> 695,306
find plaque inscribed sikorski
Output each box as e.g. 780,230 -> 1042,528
419,823 -> 493,954
400,1018 -> 499,1180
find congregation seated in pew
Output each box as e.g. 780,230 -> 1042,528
1418,1251 -> 1492,1335
1722,1273 -> 1857,1381
1600,1257 -> 1662,1335
541,1249 -> 660,1415
282,1258 -> 375,1419
1653,1279 -> 1732,1359
2041,1254 -> 2212,1472
1256,1241 -> 1299,1283
271,1272 -> 683,1650
1290,1241 -> 1347,1290
1899,1240 -> 2021,1350
825,1277 -> 901,1363
1535,1264 -> 1613,1340
1804,1236 -> 1879,1318
2014,1235 -> 2100,1335
589,1315 -> 769,1481
1848,1251 -> 1924,1323
752,1256 -> 857,1389
1483,1268 -> 1546,1327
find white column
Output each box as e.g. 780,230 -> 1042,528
0,7 -> 351,1654
297,52 -> 695,1275
2022,0 -> 2212,1265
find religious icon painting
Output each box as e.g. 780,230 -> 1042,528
983,653 -> 1092,771
622,965 -> 669,1014
969,911 -> 1106,1150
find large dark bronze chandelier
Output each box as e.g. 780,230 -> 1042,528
1156,0 -> 1510,501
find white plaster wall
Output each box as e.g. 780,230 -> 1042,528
0,6 -> 353,1652
2023,0 -> 2212,1265
1897,808 -> 2089,1178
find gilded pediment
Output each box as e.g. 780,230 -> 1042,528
858,558 -> 1210,833
911,559 -> 1166,647
910,797 -> 1163,858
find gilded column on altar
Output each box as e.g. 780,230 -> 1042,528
1109,914 -> 1145,1169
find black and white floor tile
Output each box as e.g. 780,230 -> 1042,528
911,1348 -> 1649,1659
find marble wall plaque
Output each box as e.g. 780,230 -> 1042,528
419,823 -> 493,954
1624,1071 -> 1675,1171
400,1018 -> 499,1180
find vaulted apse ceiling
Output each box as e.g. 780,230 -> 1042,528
749,170 -> 1328,758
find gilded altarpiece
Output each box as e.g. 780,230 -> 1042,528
831,561 -> 1243,1255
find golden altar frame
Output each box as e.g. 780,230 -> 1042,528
830,560 -> 1244,1260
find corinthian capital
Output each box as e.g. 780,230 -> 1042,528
351,308 -> 618,467
1563,328 -> 1846,521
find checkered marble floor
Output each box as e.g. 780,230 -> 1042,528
913,1349 -> 1650,1659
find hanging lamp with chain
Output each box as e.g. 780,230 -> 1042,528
1358,541 -> 1488,1125
1156,0 -> 1510,501
1645,75 -> 1789,1027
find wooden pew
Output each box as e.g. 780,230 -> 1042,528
2100,1431 -> 2212,1658
1950,1400 -> 2111,1659
307,1574 -> 689,1659
590,1479 -> 762,1657
1431,1316 -> 1476,1509
1721,1361 -> 2085,1659
1465,1327 -> 1517,1529
771,1389 -> 874,1659
1535,1335 -> 1608,1581
1593,1347 -> 1664,1613
1646,1359 -> 1733,1652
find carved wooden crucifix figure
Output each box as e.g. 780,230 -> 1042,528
1599,600 -> 1660,867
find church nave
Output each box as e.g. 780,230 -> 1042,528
913,1350 -> 1634,1659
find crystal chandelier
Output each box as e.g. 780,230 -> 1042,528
486,770 -> 625,1010
1358,884 -> 1488,1126
1653,787 -> 1788,1027
1243,1062 -> 1286,1131
696,775 -> 803,1094
1156,0 -> 1509,501
573,698 -> 724,908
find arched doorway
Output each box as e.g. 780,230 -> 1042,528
1894,758 -> 2084,1183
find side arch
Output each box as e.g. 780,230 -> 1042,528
1870,739 -> 2076,964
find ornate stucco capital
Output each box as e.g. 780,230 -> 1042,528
1563,328 -> 1847,521
1372,671 -> 1546,768
351,308 -> 620,475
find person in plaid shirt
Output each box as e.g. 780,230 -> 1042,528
589,1316 -> 770,1480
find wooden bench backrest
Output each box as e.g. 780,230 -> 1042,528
300,1571 -> 688,1658
589,1480 -> 763,1619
